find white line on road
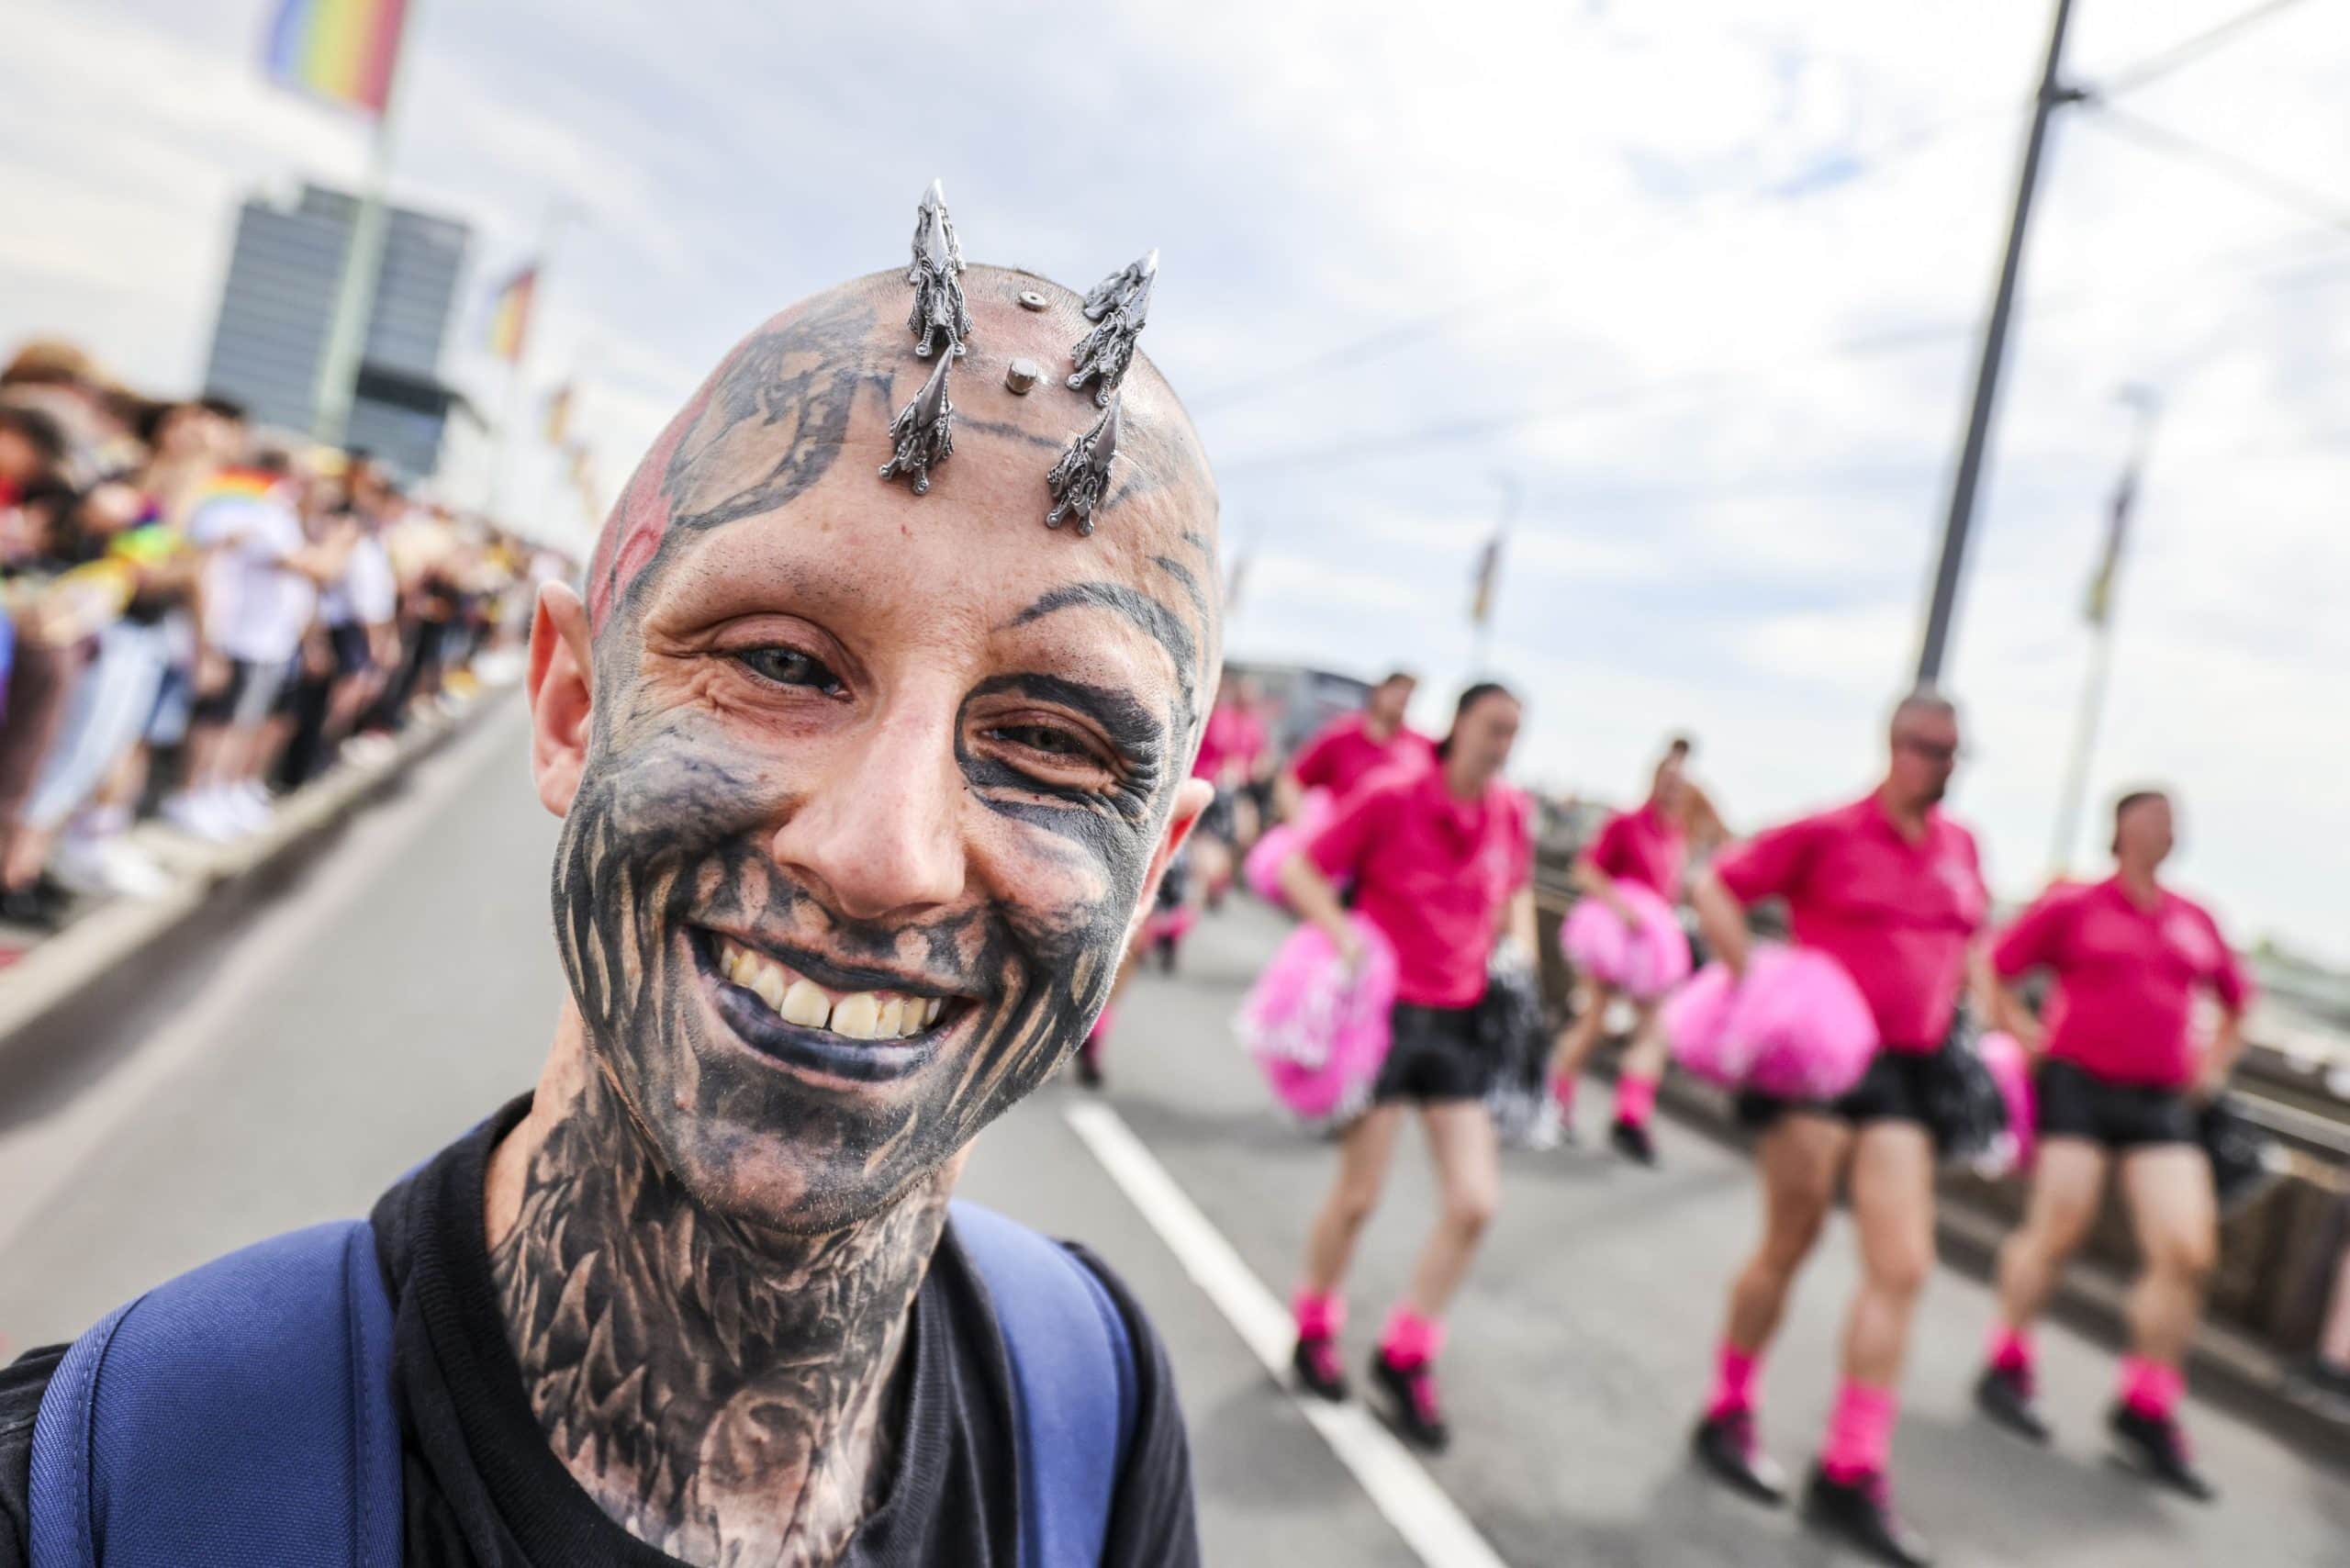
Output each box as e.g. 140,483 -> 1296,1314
1061,1098 -> 1511,1568
0,700 -> 528,1262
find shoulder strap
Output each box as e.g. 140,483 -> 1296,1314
949,1200 -> 1137,1568
28,1220 -> 401,1568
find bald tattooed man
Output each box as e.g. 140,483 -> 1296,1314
0,193 -> 1214,1567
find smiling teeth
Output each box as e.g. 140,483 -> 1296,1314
719,938 -> 941,1040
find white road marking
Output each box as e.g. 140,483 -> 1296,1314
0,700 -> 528,1260
1061,1098 -> 1512,1568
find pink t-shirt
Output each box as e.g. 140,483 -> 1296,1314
1714,793 -> 1987,1052
1306,767 -> 1532,1008
1586,801 -> 1686,901
1192,703 -> 1268,782
1288,711 -> 1435,800
1993,877 -> 2251,1089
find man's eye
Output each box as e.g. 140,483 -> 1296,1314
733,646 -> 844,695
993,723 -> 1090,759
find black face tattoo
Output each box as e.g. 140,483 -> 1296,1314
520,269 -> 1216,1561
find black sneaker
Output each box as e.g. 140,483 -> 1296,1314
1155,935 -> 1178,973
2109,1403 -> 2216,1501
1292,1335 -> 1348,1402
1608,1117 -> 1659,1167
1074,1045 -> 1103,1089
1975,1362 -> 2052,1443
1690,1407 -> 1787,1506
1369,1349 -> 1449,1452
1803,1465 -> 1933,1567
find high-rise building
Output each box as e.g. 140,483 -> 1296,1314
202,183 -> 473,478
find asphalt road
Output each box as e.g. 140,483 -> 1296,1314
2,691 -> 2344,1566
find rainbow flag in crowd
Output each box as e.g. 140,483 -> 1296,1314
486,265 -> 538,364
543,382 -> 574,444
263,0 -> 411,118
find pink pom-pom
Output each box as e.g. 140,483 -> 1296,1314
1237,916 -> 1399,1122
1664,945 -> 1878,1099
1975,1030 -> 2037,1175
1561,880 -> 1693,1001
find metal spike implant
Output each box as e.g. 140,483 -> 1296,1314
1068,249 -> 1154,406
1046,394 -> 1123,535
878,347 -> 956,495
906,178 -> 970,358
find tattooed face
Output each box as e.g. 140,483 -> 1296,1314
543,267 -> 1219,1235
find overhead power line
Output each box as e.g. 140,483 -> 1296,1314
2099,0 -> 2318,97
2083,103 -> 2350,238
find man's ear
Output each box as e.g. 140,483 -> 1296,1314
528,581 -> 595,818
1127,777 -> 1213,945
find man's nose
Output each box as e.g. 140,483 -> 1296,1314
768,704 -> 968,924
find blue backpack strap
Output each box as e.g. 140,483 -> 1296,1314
949,1201 -> 1137,1568
28,1220 -> 401,1568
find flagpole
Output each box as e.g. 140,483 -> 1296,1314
486,201 -> 575,526
2047,388 -> 2159,876
309,13 -> 415,449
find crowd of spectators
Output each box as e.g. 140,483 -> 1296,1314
0,338 -> 569,947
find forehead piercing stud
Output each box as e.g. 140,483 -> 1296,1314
1046,393 -> 1122,536
1004,357 -> 1043,395
1017,289 -> 1049,312
878,347 -> 956,495
1067,249 -> 1154,408
906,178 -> 970,360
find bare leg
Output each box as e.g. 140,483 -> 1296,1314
1619,1004 -> 1671,1081
1303,1106 -> 1406,1295
1402,1102 -> 1503,1317
2120,1145 -> 2219,1366
1994,1138 -> 2107,1330
1724,1113 -> 1849,1354
1840,1121 -> 1937,1386
1547,980 -> 1617,1088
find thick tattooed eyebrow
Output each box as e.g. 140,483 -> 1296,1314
1005,583 -> 1199,712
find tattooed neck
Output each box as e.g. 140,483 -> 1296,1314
488,1062 -> 948,1565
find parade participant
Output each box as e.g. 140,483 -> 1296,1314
1541,745 -> 1694,1163
0,187 -> 1212,1566
1188,673 -> 1267,903
1275,667 -> 1431,814
1975,790 -> 2250,1499
1282,682 -> 1536,1451
1686,692 -> 1986,1568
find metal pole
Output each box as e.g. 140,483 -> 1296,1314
1915,0 -> 2080,686
308,18 -> 415,449
2047,389 -> 2158,875
485,204 -> 576,525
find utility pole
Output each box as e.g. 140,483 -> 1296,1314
1915,0 -> 2083,686
2048,386 -> 2159,876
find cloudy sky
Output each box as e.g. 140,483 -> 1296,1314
6,0 -> 2346,961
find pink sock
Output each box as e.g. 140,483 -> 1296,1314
1707,1344 -> 1759,1419
1088,1006 -> 1115,1042
1380,1306 -> 1445,1370
1819,1380 -> 1898,1482
1550,1072 -> 1577,1113
1987,1324 -> 2033,1375
1616,1072 -> 1658,1127
1292,1288 -> 1345,1342
2120,1356 -> 2184,1418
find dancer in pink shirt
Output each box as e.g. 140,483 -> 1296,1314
1281,683 -> 1535,1452
1687,693 -> 1986,1568
1975,789 -> 2250,1499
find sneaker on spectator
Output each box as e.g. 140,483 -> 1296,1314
341,733 -> 398,768
162,792 -> 239,845
223,783 -> 274,834
49,834 -> 172,900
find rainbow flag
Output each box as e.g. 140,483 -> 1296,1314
486,265 -> 537,364
263,0 -> 410,118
